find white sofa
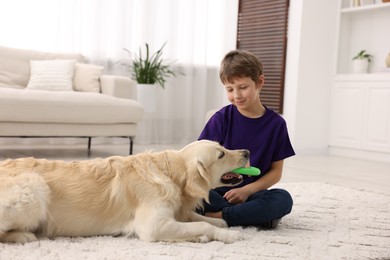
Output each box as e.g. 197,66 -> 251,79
0,45 -> 144,154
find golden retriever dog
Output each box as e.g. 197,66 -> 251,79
0,140 -> 249,244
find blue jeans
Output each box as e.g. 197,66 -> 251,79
203,187 -> 293,227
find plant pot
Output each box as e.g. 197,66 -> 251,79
352,59 -> 369,74
136,83 -> 156,113
386,53 -> 390,68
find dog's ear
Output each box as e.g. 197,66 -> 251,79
184,158 -> 210,202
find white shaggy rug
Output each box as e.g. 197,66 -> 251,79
1,182 -> 389,260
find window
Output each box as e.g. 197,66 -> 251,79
237,0 -> 289,114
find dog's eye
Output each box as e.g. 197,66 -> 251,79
218,151 -> 225,159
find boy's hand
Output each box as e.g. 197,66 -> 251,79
223,187 -> 251,204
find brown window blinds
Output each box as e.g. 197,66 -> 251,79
237,0 -> 289,114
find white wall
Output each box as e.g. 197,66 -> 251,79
284,0 -> 339,154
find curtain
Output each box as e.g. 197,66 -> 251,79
0,0 -> 238,145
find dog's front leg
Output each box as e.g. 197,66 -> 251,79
188,212 -> 227,228
156,218 -> 241,243
133,206 -> 241,243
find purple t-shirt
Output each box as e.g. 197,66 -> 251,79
199,105 -> 295,186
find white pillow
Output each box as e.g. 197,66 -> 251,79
26,60 -> 75,91
73,63 -> 103,92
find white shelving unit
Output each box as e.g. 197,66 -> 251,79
336,1 -> 390,74
329,0 -> 390,162
341,1 -> 390,13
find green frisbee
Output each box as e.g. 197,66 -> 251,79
232,166 -> 261,176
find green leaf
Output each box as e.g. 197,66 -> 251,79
123,42 -> 183,88
352,50 -> 372,62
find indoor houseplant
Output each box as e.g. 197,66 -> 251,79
123,42 -> 178,89
352,50 -> 373,73
123,43 -> 180,112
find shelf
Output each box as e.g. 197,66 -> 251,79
331,0 -> 390,160
341,2 -> 390,13
335,73 -> 390,81
336,1 -> 390,74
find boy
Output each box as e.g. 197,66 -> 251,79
198,50 -> 294,228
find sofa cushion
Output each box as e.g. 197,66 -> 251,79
73,63 -> 103,93
0,88 -> 143,124
0,45 -> 84,89
26,60 -> 76,91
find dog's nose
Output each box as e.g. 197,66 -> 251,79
242,150 -> 250,159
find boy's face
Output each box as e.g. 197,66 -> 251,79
224,76 -> 263,110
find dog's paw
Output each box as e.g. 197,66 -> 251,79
1,231 -> 38,244
196,235 -> 210,243
214,228 -> 243,244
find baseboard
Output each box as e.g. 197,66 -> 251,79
329,146 -> 390,163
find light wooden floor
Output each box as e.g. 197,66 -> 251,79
1,139 -> 389,195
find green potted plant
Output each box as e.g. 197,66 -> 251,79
352,50 -> 373,73
123,43 -> 181,112
123,42 -> 178,89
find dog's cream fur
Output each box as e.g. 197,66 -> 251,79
0,140 -> 249,244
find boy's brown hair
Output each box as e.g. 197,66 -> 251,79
219,49 -> 264,84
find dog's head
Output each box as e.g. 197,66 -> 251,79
180,140 -> 249,201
